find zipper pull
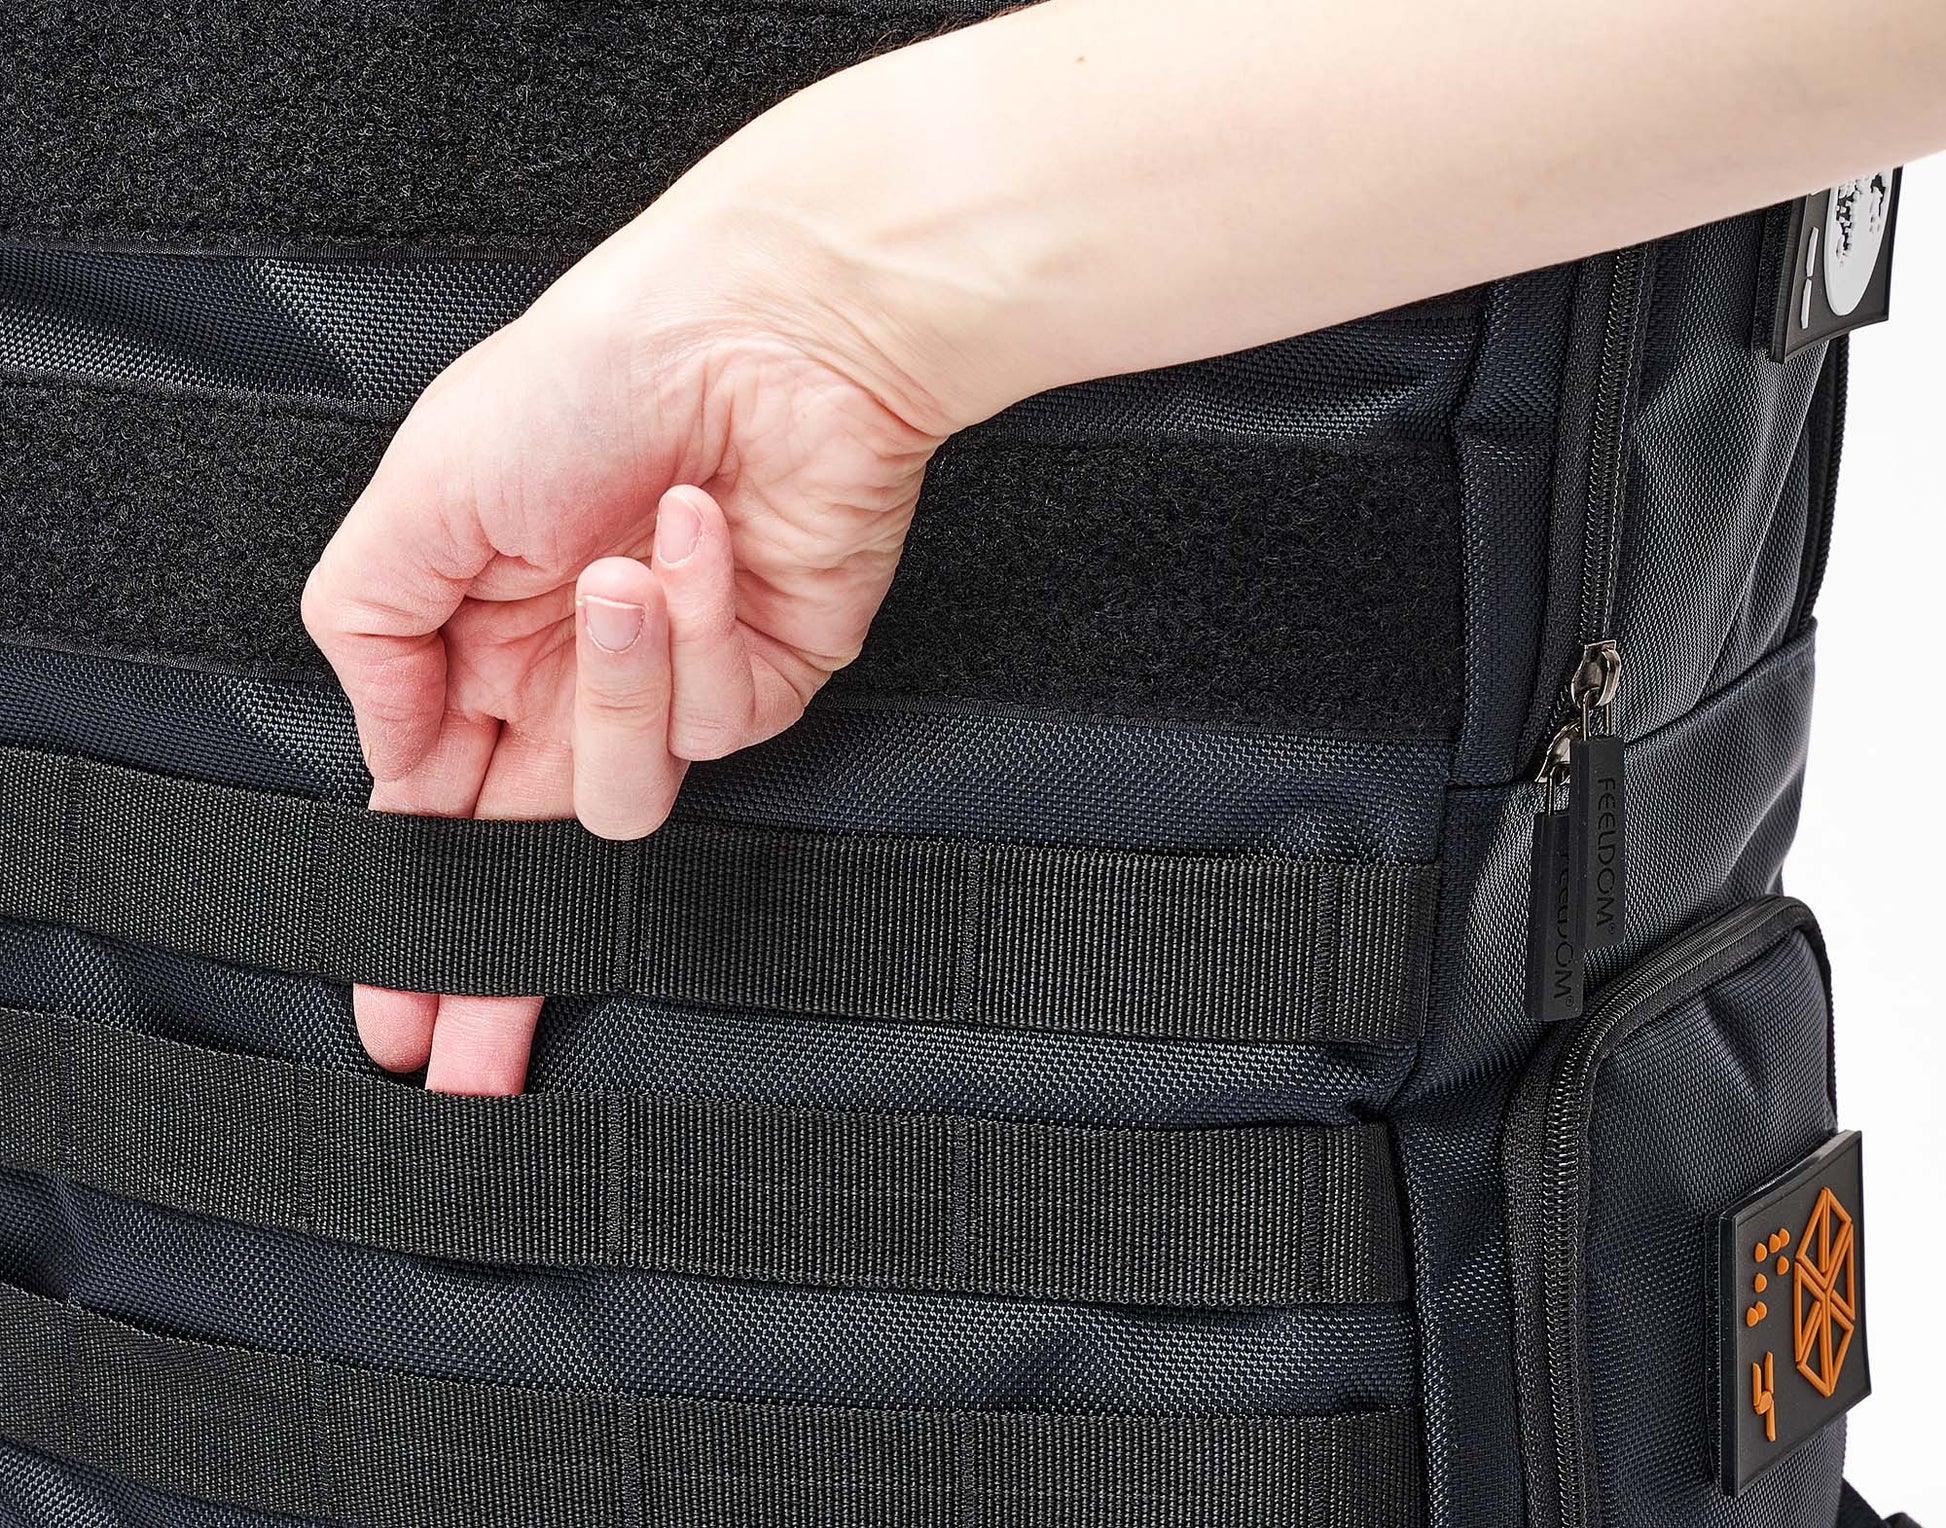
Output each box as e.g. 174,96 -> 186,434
1527,724 -> 1585,1023
1567,640 -> 1626,952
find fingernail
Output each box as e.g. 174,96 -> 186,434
581,595 -> 644,653
655,493 -> 703,565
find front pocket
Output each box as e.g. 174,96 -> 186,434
1504,896 -> 1851,1528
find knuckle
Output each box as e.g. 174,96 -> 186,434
360,669 -> 429,728
671,715 -> 747,762
578,681 -> 662,726
299,567 -> 339,647
667,594 -> 738,648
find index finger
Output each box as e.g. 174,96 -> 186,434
302,413 -> 493,782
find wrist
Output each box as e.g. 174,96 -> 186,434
627,24 -> 1067,436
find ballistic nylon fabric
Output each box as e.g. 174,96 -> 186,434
1582,931 -> 1841,1528
0,1439 -> 334,1528
0,243 -> 558,405
0,1282 -> 1424,1528
1613,218 -> 1836,741
0,642 -> 1433,1131
0,243 -> 1482,443
0,1171 -> 1418,1415
0,916 -> 1409,1132
1447,265 -> 1582,783
0,638 -> 1451,860
0,1009 -> 1407,1307
0,747 -> 1438,1044
1403,630 -> 1822,1528
0,17 -> 1897,1512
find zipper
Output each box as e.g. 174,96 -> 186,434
1525,247 -> 1655,1021
1504,896 -> 1821,1528
1578,246 -> 1652,650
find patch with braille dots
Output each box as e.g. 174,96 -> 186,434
1717,1130 -> 1870,1493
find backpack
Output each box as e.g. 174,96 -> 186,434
0,5 -> 1918,1525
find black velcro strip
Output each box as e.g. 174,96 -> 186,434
0,1282 -> 1423,1528
0,1009 -> 1408,1307
0,378 -> 1466,733
2,1 -> 1005,257
0,747 -> 1437,1046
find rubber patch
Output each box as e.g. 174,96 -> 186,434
1717,1129 -> 1870,1493
1766,172 -> 1902,362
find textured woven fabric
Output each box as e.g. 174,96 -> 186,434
1395,189 -> 1859,1528
0,1438 -> 333,1528
0,1170 -> 1418,1416
0,21 -> 1890,1513
0,1282 -> 1424,1528
1403,630 -> 1823,1528
0,638 -> 1453,858
1616,218 -> 1836,741
0,1009 -> 1408,1307
0,746 -> 1437,1043
0,243 -> 558,406
1582,924 -> 1839,1527
0,243 -> 1482,442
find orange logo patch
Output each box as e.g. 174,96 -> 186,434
1792,1186 -> 1857,1398
1718,1130 -> 1869,1495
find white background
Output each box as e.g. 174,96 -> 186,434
1792,150 -> 1944,1520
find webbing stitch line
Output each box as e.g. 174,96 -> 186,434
0,1282 -> 1425,1528
0,745 -> 1436,1045
0,1010 -> 1410,1308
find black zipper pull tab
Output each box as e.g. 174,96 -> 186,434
1567,640 -> 1626,952
1527,725 -> 1585,1023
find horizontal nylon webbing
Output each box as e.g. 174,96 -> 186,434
0,1009 -> 1407,1307
0,747 -> 1437,1045
0,1283 -> 1424,1528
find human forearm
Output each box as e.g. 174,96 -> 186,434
644,0 -> 1946,431
309,0 -> 1946,1092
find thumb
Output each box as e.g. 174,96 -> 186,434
654,484 -> 825,761
573,557 -> 686,840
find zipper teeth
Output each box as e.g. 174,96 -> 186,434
1530,898 -> 1797,1528
1578,246 -> 1651,654
1521,244 -> 1655,1521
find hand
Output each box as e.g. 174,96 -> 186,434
302,209 -> 951,1095
303,0 -> 1946,1097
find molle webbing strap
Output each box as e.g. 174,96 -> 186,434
0,1283 -> 1425,1528
0,1010 -> 1408,1308
0,748 -> 1437,1046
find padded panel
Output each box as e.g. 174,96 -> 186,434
0,379 -> 1466,732
1,0 -> 1001,256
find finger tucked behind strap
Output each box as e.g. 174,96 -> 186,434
423,727 -> 564,1096
354,716 -> 502,1075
